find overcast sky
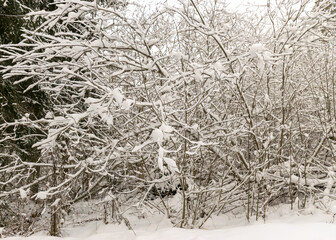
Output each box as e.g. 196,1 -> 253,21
136,0 -> 268,10
226,0 -> 267,9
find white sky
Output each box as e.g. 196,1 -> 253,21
227,0 -> 267,9
125,0 -> 271,18
134,0 -> 268,11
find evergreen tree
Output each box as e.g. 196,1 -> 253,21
0,2 -> 53,231
0,0 -> 52,180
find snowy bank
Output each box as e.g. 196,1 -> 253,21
4,209 -> 336,240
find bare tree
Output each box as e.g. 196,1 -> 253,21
1,0 -> 336,235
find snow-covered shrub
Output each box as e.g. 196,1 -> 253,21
2,0 -> 336,234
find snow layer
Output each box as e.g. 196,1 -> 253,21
136,223 -> 336,240
4,211 -> 336,240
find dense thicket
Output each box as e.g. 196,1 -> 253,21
1,0 -> 336,236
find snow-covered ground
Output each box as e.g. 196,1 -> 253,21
3,204 -> 336,240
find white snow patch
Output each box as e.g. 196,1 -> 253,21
151,128 -> 164,144
36,191 -> 48,200
121,99 -> 134,110
159,122 -> 174,133
249,43 -> 266,57
112,88 -> 124,105
45,111 -> 54,119
19,188 -> 27,199
163,157 -> 179,173
51,198 -> 61,207
330,202 -> 336,214
158,156 -> 164,171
